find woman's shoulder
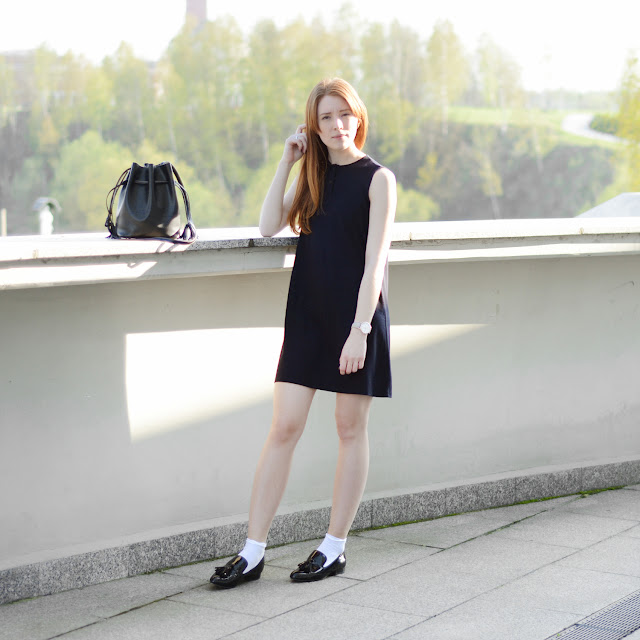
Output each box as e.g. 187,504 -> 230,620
362,156 -> 394,179
364,157 -> 395,187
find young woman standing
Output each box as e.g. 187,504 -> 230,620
211,77 -> 396,587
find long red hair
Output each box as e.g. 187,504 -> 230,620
288,78 -> 369,235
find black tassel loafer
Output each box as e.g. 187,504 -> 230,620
290,550 -> 346,582
210,555 -> 264,588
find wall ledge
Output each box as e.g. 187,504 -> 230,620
2,216 -> 640,290
2,456 -> 638,605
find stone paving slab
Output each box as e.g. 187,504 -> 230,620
624,524 -> 640,539
555,535 -> 640,577
221,599 -> 426,640
354,497 -> 579,550
169,565 -> 357,619
558,488 -> 640,520
0,599 -> 101,640
326,563 -> 505,618
408,532 -> 576,582
466,565 -> 640,616
266,535 -> 440,581
56,599 -> 263,640
388,599 -> 581,640
0,572 -> 203,640
492,509 -> 638,549
473,495 -> 580,521
356,511 -> 511,548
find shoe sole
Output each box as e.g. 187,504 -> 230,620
290,564 -> 346,582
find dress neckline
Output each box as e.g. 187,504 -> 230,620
329,155 -> 368,168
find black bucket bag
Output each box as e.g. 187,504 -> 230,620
105,162 -> 197,243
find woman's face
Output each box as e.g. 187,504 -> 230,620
316,94 -> 360,152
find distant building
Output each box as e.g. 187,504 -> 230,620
186,0 -> 207,24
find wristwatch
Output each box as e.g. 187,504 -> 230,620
352,321 -> 372,335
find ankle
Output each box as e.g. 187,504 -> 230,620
239,538 -> 266,573
316,533 -> 346,568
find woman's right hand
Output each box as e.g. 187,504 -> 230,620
282,124 -> 307,165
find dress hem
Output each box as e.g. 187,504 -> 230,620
274,376 -> 392,399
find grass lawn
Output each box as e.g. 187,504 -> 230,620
446,106 -> 619,149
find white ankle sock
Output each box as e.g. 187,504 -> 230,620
239,538 -> 266,574
316,533 -> 346,568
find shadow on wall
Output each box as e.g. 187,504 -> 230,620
1,255 -> 639,562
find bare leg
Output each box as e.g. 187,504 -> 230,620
247,382 -> 316,542
327,393 -> 373,539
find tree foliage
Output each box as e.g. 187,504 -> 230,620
617,54 -> 640,190
0,12 -> 619,234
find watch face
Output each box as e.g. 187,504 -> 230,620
353,321 -> 372,334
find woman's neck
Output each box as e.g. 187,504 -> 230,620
328,147 -> 366,166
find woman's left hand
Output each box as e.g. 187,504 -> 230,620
339,330 -> 367,375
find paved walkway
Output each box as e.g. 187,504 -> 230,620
2,485 -> 640,640
561,113 -> 623,144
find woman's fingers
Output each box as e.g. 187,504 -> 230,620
294,124 -> 307,152
286,128 -> 307,157
339,355 -> 365,375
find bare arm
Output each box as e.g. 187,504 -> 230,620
339,167 -> 397,375
259,125 -> 307,237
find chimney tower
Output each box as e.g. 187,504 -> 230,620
186,0 -> 207,24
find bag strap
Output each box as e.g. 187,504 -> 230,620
104,167 -> 131,238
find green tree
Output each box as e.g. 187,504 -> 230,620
395,183 -> 439,222
103,43 -> 155,149
475,34 -> 524,131
164,17 -> 248,196
0,56 -> 17,126
242,20 -> 290,164
0,56 -> 22,218
472,127 -> 503,218
51,130 -> 132,231
617,54 -> 640,189
82,65 -> 114,137
240,144 -> 296,226
360,22 -> 421,170
425,20 -> 470,134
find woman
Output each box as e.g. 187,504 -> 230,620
210,78 -> 396,587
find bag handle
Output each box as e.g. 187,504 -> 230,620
170,164 -> 197,243
104,162 -> 197,243
105,167 -> 131,238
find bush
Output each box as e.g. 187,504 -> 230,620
590,113 -> 618,135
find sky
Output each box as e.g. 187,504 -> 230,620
2,0 -> 638,92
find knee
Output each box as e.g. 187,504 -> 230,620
335,409 -> 367,443
268,417 -> 305,446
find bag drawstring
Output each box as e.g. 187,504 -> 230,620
171,164 -> 197,243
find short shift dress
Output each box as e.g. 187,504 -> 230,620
275,155 -> 392,397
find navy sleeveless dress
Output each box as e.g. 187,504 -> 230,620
275,155 -> 392,397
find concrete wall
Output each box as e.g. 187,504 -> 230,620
2,218 -> 640,580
